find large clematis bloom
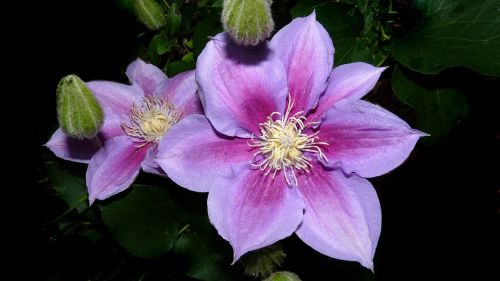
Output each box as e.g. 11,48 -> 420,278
46,59 -> 201,204
156,13 -> 424,269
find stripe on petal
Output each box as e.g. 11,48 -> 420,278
318,100 -> 425,178
196,33 -> 288,138
296,166 -> 381,270
309,63 -> 387,121
156,115 -> 253,192
270,11 -> 334,115
86,136 -> 147,204
208,169 -> 304,261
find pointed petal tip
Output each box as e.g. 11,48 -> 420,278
361,259 -> 374,271
309,10 -> 317,19
231,249 -> 244,265
416,130 -> 430,137
88,195 -> 96,206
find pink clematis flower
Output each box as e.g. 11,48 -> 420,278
46,59 -> 201,204
156,13 -> 425,269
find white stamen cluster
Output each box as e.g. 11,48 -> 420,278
249,99 -> 328,186
122,96 -> 180,147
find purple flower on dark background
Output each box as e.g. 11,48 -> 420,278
156,13 -> 424,269
46,59 -> 201,203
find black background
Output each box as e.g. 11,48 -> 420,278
11,0 -> 500,280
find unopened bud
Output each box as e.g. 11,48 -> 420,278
222,0 -> 274,46
56,75 -> 104,139
263,271 -> 302,281
240,243 -> 285,278
133,0 -> 166,31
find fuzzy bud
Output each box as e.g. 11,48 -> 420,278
222,0 -> 274,46
240,243 -> 286,278
56,75 -> 104,139
263,271 -> 302,281
133,0 -> 166,31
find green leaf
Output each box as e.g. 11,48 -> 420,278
115,0 -> 134,14
150,34 -> 173,55
181,52 -> 194,63
290,1 -> 373,65
193,9 -> 223,56
167,60 -> 195,76
46,162 -> 89,213
392,0 -> 500,76
392,66 -> 470,143
174,233 -> 231,281
289,0 -> 325,17
100,185 -> 178,259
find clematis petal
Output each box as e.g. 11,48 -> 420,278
157,70 -> 202,115
156,114 -> 253,192
98,113 -> 125,141
318,100 -> 425,178
126,58 -> 168,96
141,146 -> 165,176
310,63 -> 386,121
45,128 -> 102,163
86,136 -> 148,204
87,81 -> 142,117
208,170 -> 304,261
196,33 -> 288,137
270,11 -> 333,114
296,166 -> 381,270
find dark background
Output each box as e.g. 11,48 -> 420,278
13,0 -> 499,280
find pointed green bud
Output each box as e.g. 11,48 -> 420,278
56,75 -> 104,139
133,0 -> 166,31
240,243 -> 286,278
222,0 -> 274,46
263,271 -> 302,281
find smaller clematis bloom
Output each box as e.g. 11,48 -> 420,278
156,13 -> 425,269
46,59 -> 201,204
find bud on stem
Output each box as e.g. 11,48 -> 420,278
263,271 -> 302,281
133,0 -> 166,31
56,75 -> 104,139
222,0 -> 274,46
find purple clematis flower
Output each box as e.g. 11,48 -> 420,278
155,13 -> 424,269
46,59 -> 201,204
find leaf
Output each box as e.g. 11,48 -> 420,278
193,8 -> 223,56
290,1 -> 373,65
167,60 -> 195,76
174,234 -> 229,281
392,0 -> 500,76
46,162 -> 89,213
100,185 -> 178,259
392,66 -> 470,143
114,0 -> 134,14
181,52 -> 195,63
152,34 -> 174,55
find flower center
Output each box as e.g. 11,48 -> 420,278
122,96 -> 180,147
249,98 -> 328,186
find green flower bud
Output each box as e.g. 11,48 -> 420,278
222,0 -> 274,46
240,243 -> 285,278
263,271 -> 302,281
133,0 -> 166,31
56,75 -> 104,139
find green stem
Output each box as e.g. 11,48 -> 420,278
47,194 -> 88,225
376,53 -> 391,67
178,224 -> 190,235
